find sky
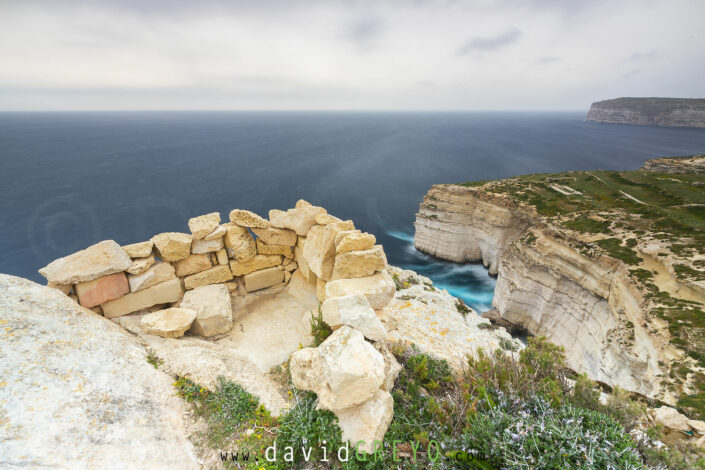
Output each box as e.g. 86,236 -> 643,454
0,0 -> 703,111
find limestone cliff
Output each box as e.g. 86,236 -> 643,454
415,163 -> 705,415
642,154 -> 705,174
586,97 -> 705,128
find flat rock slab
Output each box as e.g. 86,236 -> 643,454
0,274 -> 197,469
75,271 -> 129,308
39,239 -> 131,284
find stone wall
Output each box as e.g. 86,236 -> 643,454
38,199 -> 398,449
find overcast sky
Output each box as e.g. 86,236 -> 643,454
0,0 -> 703,111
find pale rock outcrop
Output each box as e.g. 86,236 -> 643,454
331,245 -> 387,280
102,278 -> 184,319
303,220 -> 355,281
183,265 -> 233,290
256,239 -> 293,257
335,390 -> 394,453
315,213 -> 342,225
141,307 -> 197,338
75,272 -> 129,308
151,232 -> 192,262
180,284 -> 233,337
244,266 -> 285,292
322,293 -> 387,341
414,184 -> 538,275
290,326 -> 385,411
126,254 -> 155,275
191,236 -> 224,254
383,266 -> 519,372
229,209 -> 269,228
229,254 -> 283,276
122,240 -> 154,258
39,239 -> 131,284
269,204 -> 327,235
252,226 -> 298,246
224,223 -> 256,261
337,232 -> 376,254
204,224 -> 226,240
128,260 -> 176,293
0,274 -> 197,469
173,253 -> 212,277
374,342 -> 402,392
325,271 -> 395,310
586,98 -> 705,128
653,406 -> 691,433
187,212 -> 221,239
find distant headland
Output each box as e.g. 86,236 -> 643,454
586,97 -> 705,128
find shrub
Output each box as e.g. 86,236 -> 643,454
455,299 -> 471,317
571,373 -> 602,411
604,386 -> 645,432
310,305 -> 332,347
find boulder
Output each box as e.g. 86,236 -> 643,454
325,271 -> 395,309
204,224 -> 226,241
39,240 -> 131,284
322,294 -> 386,341
653,406 -> 691,433
151,233 -> 192,262
331,246 -> 387,280
128,261 -> 176,293
256,239 -> 293,257
126,255 -> 155,275
229,209 -> 269,228
252,226 -> 297,246
230,254 -> 283,276
337,232 -> 376,254
0,274 -> 197,469
122,240 -> 154,258
223,223 -> 257,261
102,278 -> 184,319
180,284 -> 233,337
191,237 -> 224,254
173,254 -> 212,277
215,248 -> 228,265
141,308 -> 197,338
75,272 -> 129,308
290,326 -> 385,411
244,266 -> 285,292
303,221 -> 355,281
335,390 -> 394,454
374,342 -> 402,392
187,212 -> 221,240
183,265 -> 233,290
269,204 -> 327,236
315,213 -> 342,225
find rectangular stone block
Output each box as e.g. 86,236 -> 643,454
191,237 -> 224,254
173,254 -> 212,277
183,265 -> 233,290
256,239 -> 293,258
215,248 -> 228,265
244,266 -> 285,292
102,278 -> 183,319
229,254 -> 282,276
75,272 -> 129,309
252,226 -> 297,246
128,261 -> 176,292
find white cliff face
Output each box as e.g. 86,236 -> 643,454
413,184 -> 677,401
414,184 -> 538,275
493,229 -> 663,397
586,98 -> 705,128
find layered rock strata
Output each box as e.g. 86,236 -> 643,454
586,97 -> 705,128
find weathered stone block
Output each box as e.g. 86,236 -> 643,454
256,240 -> 293,258
39,240 -> 131,284
187,212 -> 221,240
75,272 -> 129,308
151,233 -> 192,262
183,265 -> 233,290
128,261 -> 176,292
122,240 -> 153,258
229,209 -> 269,228
331,246 -> 387,280
191,237 -> 224,254
229,254 -> 283,276
180,284 -> 233,337
102,278 -> 184,319
303,221 -> 355,281
223,223 -> 256,261
251,226 -> 297,246
336,232 -> 376,254
269,204 -> 327,235
325,271 -> 395,309
244,266 -> 285,292
173,254 -> 212,277
141,308 -> 197,338
126,255 -> 155,275
322,294 -> 386,341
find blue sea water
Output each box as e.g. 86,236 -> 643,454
2,111 -> 705,312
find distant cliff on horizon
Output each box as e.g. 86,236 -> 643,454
586,97 -> 705,128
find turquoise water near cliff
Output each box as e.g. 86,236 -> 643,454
2,111 -> 705,312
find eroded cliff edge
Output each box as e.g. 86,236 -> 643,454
415,155 -> 705,417
586,97 -> 705,128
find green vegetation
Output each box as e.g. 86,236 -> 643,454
173,336 -> 705,469
596,238 -> 642,265
455,299 -> 471,317
563,217 -> 612,233
309,305 -> 332,347
145,349 -> 163,369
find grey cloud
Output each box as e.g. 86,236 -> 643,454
458,28 -> 522,54
629,50 -> 657,62
346,16 -> 384,47
537,56 -> 561,65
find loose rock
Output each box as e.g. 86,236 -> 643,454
183,265 -> 233,290
223,223 -> 257,261
128,261 -> 176,293
187,212 -> 221,240
122,240 -> 154,258
173,254 -> 212,277
244,266 -> 285,292
325,271 -> 395,309
331,246 -> 387,280
180,284 -> 233,337
191,237 -> 224,254
39,240 -> 131,284
75,272 -> 129,308
336,232 -> 376,254
126,255 -> 155,275
252,226 -> 297,246
229,209 -> 269,228
269,204 -> 327,235
102,278 -> 184,319
141,308 -> 197,338
151,233 -> 192,262
322,294 -> 387,341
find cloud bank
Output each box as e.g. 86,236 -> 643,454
0,0 -> 703,110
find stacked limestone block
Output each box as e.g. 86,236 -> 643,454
38,200 -> 399,448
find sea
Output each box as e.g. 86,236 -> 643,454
2,111 -> 705,312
